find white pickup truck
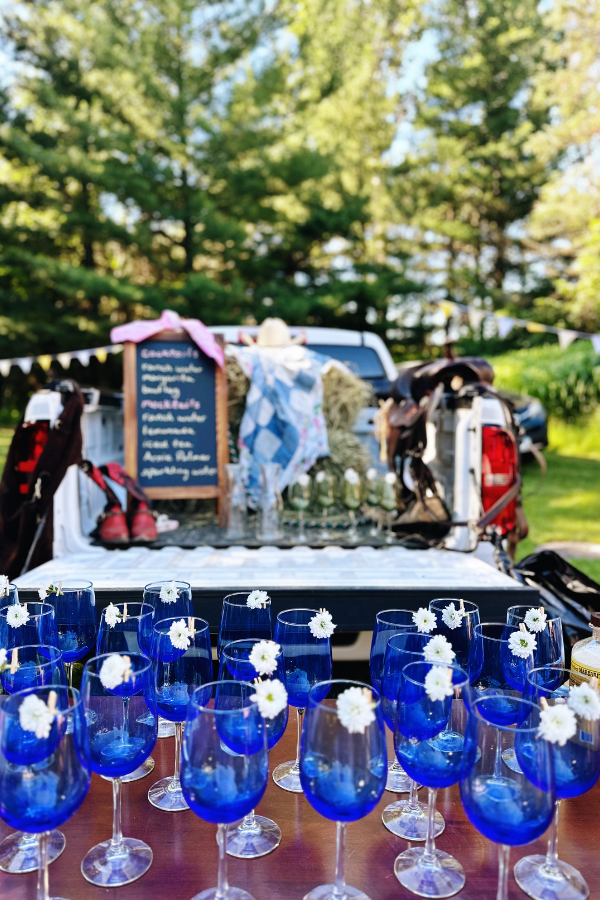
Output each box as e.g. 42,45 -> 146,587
12,325 -> 537,654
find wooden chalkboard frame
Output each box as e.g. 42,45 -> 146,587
123,329 -> 229,505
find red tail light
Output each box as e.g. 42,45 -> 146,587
481,425 -> 518,534
14,422 -> 49,494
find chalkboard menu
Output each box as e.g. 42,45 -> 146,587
123,330 -> 228,501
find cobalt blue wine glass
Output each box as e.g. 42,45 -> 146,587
467,622 -> 534,724
381,632 -> 443,839
394,661 -> 471,897
514,667 -> 600,900
218,591 -> 273,659
96,601 -> 156,782
460,696 -> 555,900
506,604 -> 565,668
369,609 -> 418,792
81,652 -> 156,886
0,646 -> 67,875
272,608 -> 332,793
0,685 -> 90,900
218,638 -> 288,858
148,615 -> 212,811
44,581 -> 97,687
429,598 -> 480,669
0,602 -> 58,653
0,580 -> 18,607
181,680 -> 269,900
300,679 -> 387,900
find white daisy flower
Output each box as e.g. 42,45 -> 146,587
424,666 -> 454,703
384,472 -> 397,485
337,686 -> 377,734
249,640 -> 280,677
423,634 -> 456,665
441,603 -> 464,630
538,703 -> 578,746
412,607 -> 437,634
159,581 -> 180,604
568,682 -> 600,721
99,654 -> 131,690
309,608 -> 336,639
246,590 -> 269,609
0,648 -> 8,673
0,575 -> 9,597
524,608 -> 547,633
508,630 -> 537,659
19,694 -> 55,740
6,604 -> 30,628
103,603 -> 122,628
251,678 -> 288,719
297,473 -> 310,487
344,468 -> 360,484
37,587 -> 46,601
169,619 -> 191,651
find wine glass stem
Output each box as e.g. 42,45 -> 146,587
64,662 -> 73,688
333,821 -> 347,900
122,697 -> 130,737
172,722 -> 182,788
545,800 -> 561,870
36,831 -> 50,900
240,810 -> 257,831
111,777 -> 124,852
216,823 -> 229,900
423,788 -> 438,865
291,707 -> 305,775
408,778 -> 420,812
497,845 -> 510,900
494,728 -> 503,779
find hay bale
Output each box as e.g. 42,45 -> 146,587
322,364 -> 372,431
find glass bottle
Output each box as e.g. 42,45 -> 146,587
341,468 -> 361,542
256,463 -> 283,542
223,464 -> 248,541
570,612 -> 600,684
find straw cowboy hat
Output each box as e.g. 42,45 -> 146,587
241,318 -> 304,348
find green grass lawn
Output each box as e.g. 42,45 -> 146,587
0,428 -> 12,474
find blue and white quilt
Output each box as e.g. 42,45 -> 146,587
232,345 -> 329,506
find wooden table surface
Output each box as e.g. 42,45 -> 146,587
1,718 -> 599,900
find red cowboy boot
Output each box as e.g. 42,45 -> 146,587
129,501 -> 158,542
98,504 -> 129,544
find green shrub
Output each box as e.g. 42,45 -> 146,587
491,342 -> 600,419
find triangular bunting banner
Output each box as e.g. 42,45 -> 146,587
17,358 -> 32,374
558,329 -> 578,350
468,309 -> 487,331
591,335 -> 600,355
37,355 -> 53,371
75,350 -> 90,367
94,348 -> 108,364
439,301 -> 456,319
0,360 -> 11,377
526,321 -> 547,334
496,317 -> 515,339
57,353 -> 71,369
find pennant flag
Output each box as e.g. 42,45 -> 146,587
75,350 -> 90,367
37,355 -> 53,371
17,358 -> 32,374
558,329 -> 578,350
496,317 -> 515,339
526,321 -> 547,334
57,353 -> 71,370
468,309 -> 487,331
111,344 -> 124,354
0,360 -> 11,377
439,301 -> 456,319
94,348 -> 108,364
591,335 -> 600,355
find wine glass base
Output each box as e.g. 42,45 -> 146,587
386,767 -> 417,793
101,757 -> 155,783
192,889 -> 256,900
382,800 -> 445,841
514,854 -> 589,900
0,829 -> 65,873
225,815 -> 281,858
272,760 -> 303,793
304,884 -> 371,900
394,847 -> 465,898
148,776 -> 189,811
501,748 -> 524,774
81,837 -> 153,886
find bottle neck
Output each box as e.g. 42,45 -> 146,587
592,626 -> 600,642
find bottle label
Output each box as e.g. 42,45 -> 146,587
570,656 -> 600,686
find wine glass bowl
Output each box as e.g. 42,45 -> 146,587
46,582 -> 97,685
143,580 -> 193,622
97,601 -> 154,656
467,622 -> 533,727
506,604 -> 565,669
428,598 -> 480,670
0,601 -> 59,652
0,644 -> 66,694
218,591 -> 273,659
